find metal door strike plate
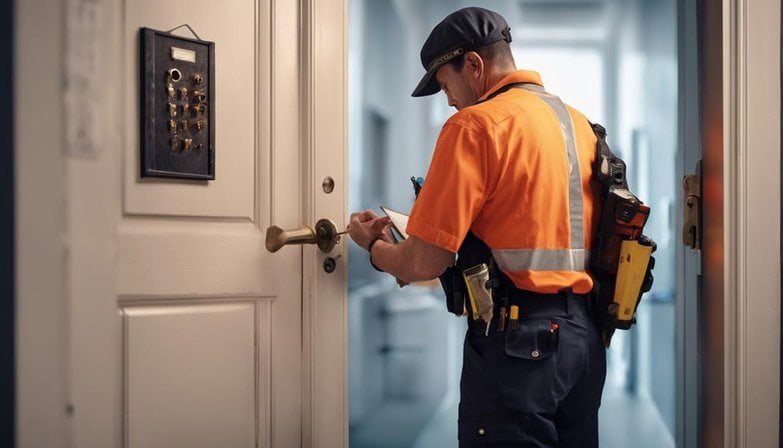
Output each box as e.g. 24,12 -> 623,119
140,27 -> 215,180
682,161 -> 702,250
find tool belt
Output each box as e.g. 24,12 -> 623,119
429,123 -> 656,347
438,231 -> 509,318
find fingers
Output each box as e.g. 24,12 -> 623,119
358,209 -> 377,221
370,217 -> 391,232
349,210 -> 389,230
349,209 -> 379,225
380,225 -> 393,242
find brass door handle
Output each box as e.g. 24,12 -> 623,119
265,219 -> 341,253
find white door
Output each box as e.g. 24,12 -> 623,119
17,0 -> 346,446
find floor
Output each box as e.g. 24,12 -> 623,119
350,399 -> 442,448
598,387 -> 676,448
352,385 -> 674,448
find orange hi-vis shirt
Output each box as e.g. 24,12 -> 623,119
407,70 -> 601,295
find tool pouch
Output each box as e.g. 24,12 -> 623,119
438,231 -> 508,317
440,265 -> 467,316
409,177 -> 509,319
590,123 -> 657,345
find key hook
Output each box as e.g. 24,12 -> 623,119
166,24 -> 202,41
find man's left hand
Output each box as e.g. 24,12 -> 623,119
348,209 -> 393,251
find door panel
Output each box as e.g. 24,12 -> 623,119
123,0 -> 257,219
68,0 -> 304,446
116,222 -> 295,295
123,301 -> 266,448
18,0 -> 348,445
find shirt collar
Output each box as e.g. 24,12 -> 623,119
477,70 -> 544,102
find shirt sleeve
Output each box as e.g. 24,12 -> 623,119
407,122 -> 492,253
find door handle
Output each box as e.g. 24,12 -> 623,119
265,218 -> 341,253
682,160 -> 702,250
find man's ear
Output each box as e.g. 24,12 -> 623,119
464,51 -> 483,78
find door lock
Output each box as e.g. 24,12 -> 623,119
682,161 -> 702,250
265,218 -> 341,253
323,255 -> 342,273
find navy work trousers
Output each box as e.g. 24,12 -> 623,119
457,292 -> 607,448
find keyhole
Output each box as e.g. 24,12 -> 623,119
323,256 -> 341,274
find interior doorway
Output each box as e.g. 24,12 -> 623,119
348,1 -> 695,447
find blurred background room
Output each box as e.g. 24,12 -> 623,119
348,1 -> 679,446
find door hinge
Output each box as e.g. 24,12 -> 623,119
682,161 -> 702,250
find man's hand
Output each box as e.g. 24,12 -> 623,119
348,210 -> 453,286
348,209 -> 393,251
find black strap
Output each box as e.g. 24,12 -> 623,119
589,122 -> 629,191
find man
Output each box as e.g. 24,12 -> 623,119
349,7 -> 606,448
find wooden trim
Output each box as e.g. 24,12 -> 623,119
724,1 -> 739,445
725,0 -> 781,445
16,0 -> 70,445
301,0 -> 349,445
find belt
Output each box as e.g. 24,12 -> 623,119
468,289 -> 592,335
506,288 -> 591,319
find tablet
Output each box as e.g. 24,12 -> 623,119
380,206 -> 410,240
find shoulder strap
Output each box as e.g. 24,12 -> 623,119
485,83 -> 628,193
589,122 -> 629,191
478,82 -> 545,103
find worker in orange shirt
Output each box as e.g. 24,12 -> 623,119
349,7 -> 606,448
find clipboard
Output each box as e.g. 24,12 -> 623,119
380,206 -> 409,241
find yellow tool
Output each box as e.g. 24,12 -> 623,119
613,240 -> 654,325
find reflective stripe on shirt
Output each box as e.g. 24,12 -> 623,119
490,84 -> 587,272
493,248 -> 591,272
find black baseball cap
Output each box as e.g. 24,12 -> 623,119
412,7 -> 512,97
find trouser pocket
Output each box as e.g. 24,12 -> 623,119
458,401 -> 532,444
499,317 -> 560,415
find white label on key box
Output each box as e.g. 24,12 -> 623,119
171,47 -> 196,63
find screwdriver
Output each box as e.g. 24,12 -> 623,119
509,305 -> 520,330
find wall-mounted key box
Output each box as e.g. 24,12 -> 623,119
140,27 -> 215,180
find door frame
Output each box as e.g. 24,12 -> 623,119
301,0 -> 349,445
677,0 -> 701,446
2,0 -> 14,445
15,0 -> 70,446
721,0 -> 781,446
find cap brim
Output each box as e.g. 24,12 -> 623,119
411,67 -> 441,97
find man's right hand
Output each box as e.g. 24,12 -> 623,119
347,209 -> 393,251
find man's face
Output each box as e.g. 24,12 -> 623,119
435,63 -> 480,110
